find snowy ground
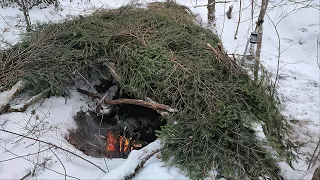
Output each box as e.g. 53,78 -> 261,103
0,0 -> 319,179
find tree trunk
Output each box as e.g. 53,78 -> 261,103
207,0 -> 216,26
253,0 -> 269,82
17,0 -> 32,32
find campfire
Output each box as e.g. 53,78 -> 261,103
67,62 -> 167,158
106,132 -> 131,152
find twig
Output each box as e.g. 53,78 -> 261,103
0,144 -> 80,180
20,171 -> 32,180
0,129 -> 107,173
51,149 -> 67,180
77,88 -> 178,113
234,0 -> 242,39
265,14 -> 281,97
124,149 -> 161,180
0,147 -> 51,163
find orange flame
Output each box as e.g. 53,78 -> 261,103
106,132 -> 131,152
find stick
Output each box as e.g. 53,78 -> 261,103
0,144 -> 80,180
77,88 -> 177,113
107,99 -> 177,112
0,129 -> 107,173
9,88 -> 50,112
0,80 -> 26,114
234,0 -> 242,39
124,149 -> 161,180
20,171 -> 31,180
145,97 -> 169,116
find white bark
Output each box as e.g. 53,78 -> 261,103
0,80 -> 26,114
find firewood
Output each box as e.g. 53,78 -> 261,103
77,88 -> 178,113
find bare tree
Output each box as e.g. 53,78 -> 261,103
16,0 -> 32,32
253,0 -> 269,82
0,0 -> 60,31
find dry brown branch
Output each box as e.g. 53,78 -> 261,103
9,88 -> 50,112
145,97 -> 169,116
76,88 -> 177,113
124,149 -> 161,180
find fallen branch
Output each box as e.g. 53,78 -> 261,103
9,88 -> 50,112
107,99 -> 177,112
0,129 -> 107,173
0,80 -> 26,114
145,97 -> 169,116
124,149 -> 161,180
77,88 -> 178,113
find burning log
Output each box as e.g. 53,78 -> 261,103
104,132 -> 143,158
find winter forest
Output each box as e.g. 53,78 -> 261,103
0,0 -> 319,179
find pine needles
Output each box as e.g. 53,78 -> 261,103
0,2 -> 291,179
